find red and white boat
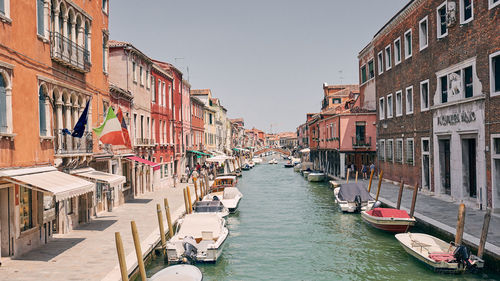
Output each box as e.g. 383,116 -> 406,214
361,208 -> 416,233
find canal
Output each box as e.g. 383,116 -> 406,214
146,160 -> 500,280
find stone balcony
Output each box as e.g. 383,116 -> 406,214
50,32 -> 91,73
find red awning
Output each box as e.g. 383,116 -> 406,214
126,156 -> 161,171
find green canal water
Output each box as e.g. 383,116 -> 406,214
146,160 -> 500,280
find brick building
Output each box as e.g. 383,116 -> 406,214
362,0 -> 500,210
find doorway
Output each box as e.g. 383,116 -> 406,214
491,137 -> 500,212
462,138 -> 477,198
439,138 -> 451,195
0,187 -> 12,257
421,138 -> 431,190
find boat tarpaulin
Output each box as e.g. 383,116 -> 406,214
6,168 -> 94,202
187,150 -> 212,156
338,183 -> 373,202
126,156 -> 161,170
370,208 -> 410,218
76,170 -> 125,186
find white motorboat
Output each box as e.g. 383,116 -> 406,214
248,161 -> 255,168
268,159 -> 278,164
166,213 -> 229,263
302,170 -> 311,178
293,163 -> 301,172
252,157 -> 263,164
203,187 -> 243,213
395,233 -> 484,273
149,264 -> 203,281
307,172 -> 325,182
334,183 -> 376,213
291,157 -> 301,165
193,200 -> 229,218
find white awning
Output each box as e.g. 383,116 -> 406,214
300,148 -> 310,153
2,167 -> 94,202
76,170 -> 126,186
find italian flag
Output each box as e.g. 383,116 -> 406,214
93,107 -> 126,146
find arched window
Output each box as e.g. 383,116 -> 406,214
37,0 -> 45,36
0,74 -> 6,133
39,87 -> 47,136
84,22 -> 89,52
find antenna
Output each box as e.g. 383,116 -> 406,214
338,70 -> 344,84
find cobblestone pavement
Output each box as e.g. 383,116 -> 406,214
349,178 -> 500,258
0,183 -> 196,281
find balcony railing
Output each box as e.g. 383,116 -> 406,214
135,138 -> 155,146
50,31 -> 91,72
54,129 -> 93,155
352,136 -> 372,148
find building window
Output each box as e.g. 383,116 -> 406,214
437,2 -> 448,38
146,71 -> 150,89
361,65 -> 367,83
39,87 -> 47,136
139,66 -> 143,86
151,76 -> 156,102
163,82 -> 166,107
379,140 -> 386,161
404,29 -> 412,59
395,91 -> 403,117
379,97 -> 385,120
490,0 -> 500,9
67,198 -> 74,214
0,73 -> 8,133
394,37 -> 401,65
385,45 -> 392,70
406,86 -> 414,114
132,62 -> 137,82
395,139 -> 403,163
420,80 -> 430,111
387,94 -> 393,118
386,139 -> 394,162
406,138 -> 414,165
440,75 -> 448,103
0,0 -> 5,16
419,16 -> 429,51
37,0 -> 45,36
102,33 -> 108,73
332,98 -> 341,104
377,51 -> 384,74
460,0 -> 473,24
490,51 -> 500,96
464,66 -> 473,98
355,122 -> 366,143
19,187 -> 33,232
368,60 -> 375,79
102,0 -> 108,14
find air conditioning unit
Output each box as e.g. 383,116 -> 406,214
446,1 -> 457,27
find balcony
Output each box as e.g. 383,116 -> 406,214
135,138 -> 155,147
50,32 -> 91,73
352,136 -> 372,148
54,129 -> 93,155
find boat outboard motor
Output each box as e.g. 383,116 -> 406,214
181,236 -> 198,264
372,200 -> 382,209
453,245 -> 471,269
354,195 -> 362,212
213,195 -> 220,201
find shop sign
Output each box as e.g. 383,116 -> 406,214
436,111 -> 476,126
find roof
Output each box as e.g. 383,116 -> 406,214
191,89 -> 211,96
373,0 -> 416,39
151,59 -> 183,76
109,40 -> 152,64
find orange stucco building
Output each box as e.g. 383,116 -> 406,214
0,0 -> 114,258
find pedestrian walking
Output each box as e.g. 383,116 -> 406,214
370,162 -> 376,175
362,164 -> 368,180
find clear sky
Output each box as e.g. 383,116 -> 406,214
110,0 -> 408,133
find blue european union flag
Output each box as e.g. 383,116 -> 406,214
71,100 -> 90,138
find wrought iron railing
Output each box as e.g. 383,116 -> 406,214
50,31 -> 91,72
54,129 -> 93,155
352,136 -> 371,148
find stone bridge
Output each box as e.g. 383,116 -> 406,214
254,147 -> 291,156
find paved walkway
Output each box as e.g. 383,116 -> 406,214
0,183 -> 197,281
345,178 -> 500,259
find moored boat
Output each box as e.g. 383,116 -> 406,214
193,199 -> 230,218
302,170 -> 311,178
334,183 -> 376,212
252,157 -> 263,164
307,172 -> 325,182
293,164 -> 301,172
149,264 -> 203,281
242,163 -> 251,170
166,213 -> 229,263
361,208 -> 416,233
268,159 -> 278,164
203,187 -> 243,213
395,233 -> 484,273
210,175 -> 237,193
284,162 -> 294,168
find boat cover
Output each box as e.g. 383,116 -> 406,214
338,183 -> 373,202
223,187 -> 241,199
369,208 -> 410,218
193,201 -> 224,213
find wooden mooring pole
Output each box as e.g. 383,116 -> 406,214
193,178 -> 199,201
156,204 -> 166,248
164,198 -> 173,239
346,168 -> 350,184
455,203 -> 466,245
114,232 -> 129,281
375,171 -> 383,201
477,208 -> 492,259
367,170 -> 375,192
186,186 -> 193,213
355,171 -> 359,183
396,180 -> 404,210
131,221 -> 147,281
183,188 -> 189,214
409,183 -> 419,217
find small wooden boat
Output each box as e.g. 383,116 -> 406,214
395,233 -> 484,273
284,161 -> 294,168
167,213 -> 229,263
361,208 -> 416,233
307,172 -> 325,182
334,183 -> 376,213
302,170 -> 311,178
252,157 -> 263,164
203,187 -> 243,213
193,200 -> 229,218
149,264 -> 202,281
268,159 -> 278,164
242,163 -> 251,170
211,175 -> 237,193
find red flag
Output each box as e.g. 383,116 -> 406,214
116,107 -> 132,148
